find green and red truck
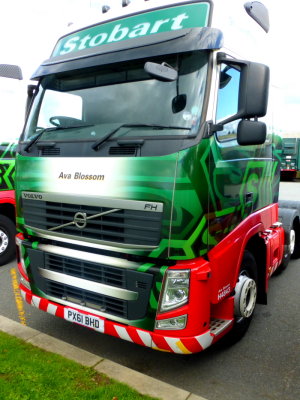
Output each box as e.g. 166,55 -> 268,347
0,64 -> 23,266
280,137 -> 300,180
15,0 -> 300,354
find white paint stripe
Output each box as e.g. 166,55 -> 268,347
31,296 -> 41,308
114,325 -> 133,342
196,331 -> 213,350
47,303 -> 58,316
136,330 -> 152,347
164,337 -> 184,354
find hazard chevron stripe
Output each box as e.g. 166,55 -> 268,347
19,285 -> 232,354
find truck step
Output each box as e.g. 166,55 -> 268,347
210,318 -> 233,336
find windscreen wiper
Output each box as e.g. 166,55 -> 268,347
92,123 -> 190,151
23,124 -> 94,153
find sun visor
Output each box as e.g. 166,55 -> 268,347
31,27 -> 223,79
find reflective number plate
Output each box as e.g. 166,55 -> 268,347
64,308 -> 104,332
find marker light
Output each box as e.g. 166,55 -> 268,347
16,236 -> 29,284
160,270 -> 190,312
102,5 -> 110,13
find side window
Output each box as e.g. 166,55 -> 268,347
216,64 -> 241,141
37,90 -> 83,128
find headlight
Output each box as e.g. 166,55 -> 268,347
159,270 -> 190,312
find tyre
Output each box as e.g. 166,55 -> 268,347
291,221 -> 300,259
0,215 -> 16,266
222,251 -> 258,346
277,207 -> 299,272
276,228 -> 295,273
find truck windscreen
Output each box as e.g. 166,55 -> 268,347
22,51 -> 208,147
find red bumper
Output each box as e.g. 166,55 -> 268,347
20,283 -> 232,354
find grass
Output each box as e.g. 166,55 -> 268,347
0,331 -> 159,400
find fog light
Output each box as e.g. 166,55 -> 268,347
155,315 -> 187,330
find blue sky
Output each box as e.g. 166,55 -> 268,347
0,0 -> 299,136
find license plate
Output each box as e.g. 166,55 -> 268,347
64,308 -> 104,332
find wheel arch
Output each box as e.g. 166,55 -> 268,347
245,234 -> 267,304
0,202 -> 16,224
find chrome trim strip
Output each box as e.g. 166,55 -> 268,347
21,191 -> 163,213
216,157 -> 272,165
24,226 -> 158,250
37,243 -> 140,270
39,268 -> 138,301
49,208 -> 120,232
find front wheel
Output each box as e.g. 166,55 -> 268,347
0,215 -> 16,266
223,251 -> 258,346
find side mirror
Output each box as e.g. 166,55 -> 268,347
213,55 -> 269,145
244,2 -> 270,33
237,119 -> 266,146
217,56 -> 269,124
0,64 -> 23,80
238,61 -> 269,120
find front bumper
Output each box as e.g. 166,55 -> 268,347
20,283 -> 232,354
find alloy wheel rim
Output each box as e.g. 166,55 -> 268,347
0,229 -> 9,254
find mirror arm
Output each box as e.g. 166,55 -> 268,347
217,53 -> 247,68
207,121 -> 224,136
211,123 -> 224,133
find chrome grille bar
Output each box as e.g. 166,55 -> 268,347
39,268 -> 138,301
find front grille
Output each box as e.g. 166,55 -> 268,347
45,253 -> 126,288
109,146 -> 137,156
28,248 -> 154,321
23,199 -> 162,247
42,147 -> 60,156
46,281 -> 127,317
